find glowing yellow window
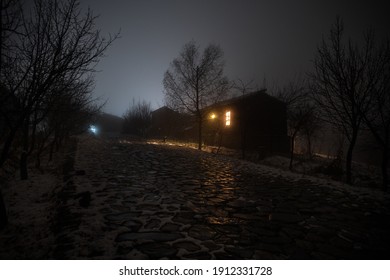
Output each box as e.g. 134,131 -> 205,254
225,111 -> 231,126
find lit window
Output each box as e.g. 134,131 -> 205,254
225,111 -> 231,126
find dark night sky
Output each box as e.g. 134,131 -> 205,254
80,0 -> 389,117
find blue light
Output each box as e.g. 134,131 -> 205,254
89,125 -> 98,135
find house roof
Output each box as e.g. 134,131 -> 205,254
152,90 -> 285,117
151,106 -> 174,114
204,89 -> 284,110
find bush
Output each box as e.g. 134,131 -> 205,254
122,99 -> 152,137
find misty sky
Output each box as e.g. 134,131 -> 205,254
80,0 -> 389,117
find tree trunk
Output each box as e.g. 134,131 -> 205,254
0,0 -> 3,75
289,132 -> 297,170
35,151 -> 41,169
240,123 -> 247,160
197,116 -> 202,150
306,134 -> 312,159
0,128 -> 17,168
28,120 -> 38,156
35,134 -> 49,169
345,130 -> 358,185
49,138 -> 56,162
195,67 -> 202,151
0,190 -> 7,230
216,130 -> 223,154
381,146 -> 389,192
0,112 -> 24,169
35,140 -> 45,169
20,119 -> 29,180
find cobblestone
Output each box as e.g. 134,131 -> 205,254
65,136 -> 390,259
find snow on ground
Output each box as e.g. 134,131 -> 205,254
0,135 -> 388,259
0,166 -> 61,259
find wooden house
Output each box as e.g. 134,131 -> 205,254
202,90 -> 289,156
150,106 -> 195,140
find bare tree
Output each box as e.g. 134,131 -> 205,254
233,78 -> 254,96
0,0 -> 23,74
0,0 -> 118,179
301,108 -> 322,159
0,0 -> 23,229
287,104 -> 317,169
163,41 -> 229,150
309,17 -> 383,184
122,98 -> 152,137
0,0 -> 22,169
272,78 -> 320,170
0,0 -> 114,229
361,42 -> 390,191
35,79 -> 99,167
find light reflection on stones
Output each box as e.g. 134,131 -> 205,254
206,216 -> 242,225
67,138 -> 390,260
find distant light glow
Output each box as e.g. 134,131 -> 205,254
210,113 -> 217,119
225,111 -> 231,126
89,125 -> 98,135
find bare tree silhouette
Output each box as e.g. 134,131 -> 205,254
122,98 -> 152,137
163,41 -> 229,150
272,78 -> 319,170
360,42 -> 390,191
0,0 -> 23,74
309,17 -> 384,185
0,0 -> 118,228
0,0 -> 118,179
0,0 -> 23,229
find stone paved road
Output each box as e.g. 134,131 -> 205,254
62,136 -> 390,259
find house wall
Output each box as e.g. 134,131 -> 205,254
203,92 -> 289,154
150,107 -> 196,140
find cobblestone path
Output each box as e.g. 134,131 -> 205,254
65,136 -> 390,259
